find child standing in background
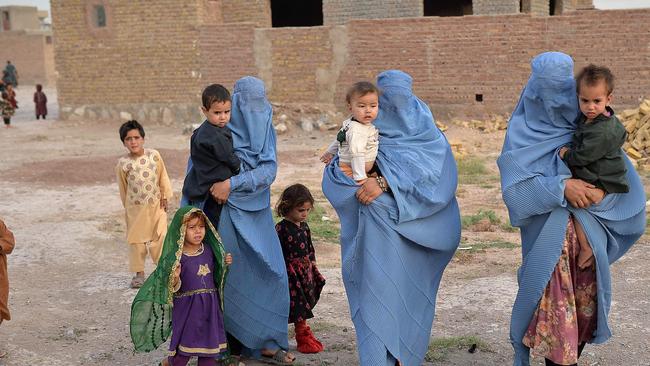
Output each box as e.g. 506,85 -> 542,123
116,120 -> 173,288
1,92 -> 14,128
33,84 -> 47,120
275,184 -> 326,354
0,219 -> 15,359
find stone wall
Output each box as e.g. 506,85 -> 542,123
0,30 -> 54,85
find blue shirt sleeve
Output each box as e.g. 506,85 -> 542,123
230,160 -> 277,193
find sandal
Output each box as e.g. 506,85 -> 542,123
260,349 -> 295,365
130,275 -> 144,289
221,355 -> 245,366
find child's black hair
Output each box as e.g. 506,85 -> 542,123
202,84 -> 231,110
1,92 -> 7,100
119,120 -> 145,142
36,84 -> 43,91
576,64 -> 615,95
276,184 -> 315,218
345,81 -> 380,104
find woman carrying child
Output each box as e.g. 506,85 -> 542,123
129,207 -> 238,366
275,184 -> 326,354
497,52 -> 646,366
201,76 -> 295,365
323,70 -> 461,365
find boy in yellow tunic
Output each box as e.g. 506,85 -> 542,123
116,120 -> 173,288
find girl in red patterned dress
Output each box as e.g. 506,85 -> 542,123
275,184 -> 326,354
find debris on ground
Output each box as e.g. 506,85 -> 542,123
619,99 -> 650,169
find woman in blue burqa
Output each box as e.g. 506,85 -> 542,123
322,70 -> 461,365
498,52 -> 645,366
182,76 -> 294,364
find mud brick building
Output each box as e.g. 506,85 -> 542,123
51,0 -> 650,122
0,6 -> 55,85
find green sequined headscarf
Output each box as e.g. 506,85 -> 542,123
129,206 -> 227,352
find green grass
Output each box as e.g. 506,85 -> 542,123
457,157 -> 499,185
425,335 -> 491,362
273,203 -> 340,244
460,240 -> 519,253
461,209 -> 501,229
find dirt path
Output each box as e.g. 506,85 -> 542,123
0,89 -> 648,365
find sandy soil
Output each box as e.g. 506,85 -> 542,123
0,86 -> 648,366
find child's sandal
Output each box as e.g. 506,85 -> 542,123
260,349 -> 295,365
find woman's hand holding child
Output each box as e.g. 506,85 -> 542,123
225,253 -> 233,266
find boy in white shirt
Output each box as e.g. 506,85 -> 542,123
321,81 -> 379,183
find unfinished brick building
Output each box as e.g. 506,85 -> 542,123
51,0 -> 649,122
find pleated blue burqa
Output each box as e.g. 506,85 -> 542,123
322,70 -> 461,365
183,77 -> 289,354
497,52 -> 646,366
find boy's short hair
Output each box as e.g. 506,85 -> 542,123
36,84 -> 43,91
119,120 -> 145,142
576,64 -> 615,95
202,84 -> 231,110
346,81 -> 380,104
1,92 -> 7,100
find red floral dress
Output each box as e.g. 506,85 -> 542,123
275,219 -> 326,323
523,218 -> 597,365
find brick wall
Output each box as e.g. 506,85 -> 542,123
323,0 -> 422,25
221,0 -> 270,27
0,31 -> 53,85
473,0 -> 519,15
51,0 -> 201,107
53,4 -> 650,121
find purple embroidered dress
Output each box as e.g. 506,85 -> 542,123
168,243 -> 228,358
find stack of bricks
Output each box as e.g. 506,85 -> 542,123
620,99 -> 650,169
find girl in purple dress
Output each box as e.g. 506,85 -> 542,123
129,207 -> 238,366
275,184 -> 326,354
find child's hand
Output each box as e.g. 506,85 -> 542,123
559,146 -> 569,159
320,152 -> 334,164
160,197 -> 168,211
225,253 -> 233,266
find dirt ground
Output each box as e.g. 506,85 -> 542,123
0,86 -> 648,366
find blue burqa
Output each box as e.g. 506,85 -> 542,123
322,70 -> 461,365
182,77 -> 289,354
497,52 -> 646,366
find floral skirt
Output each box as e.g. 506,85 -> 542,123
522,217 -> 597,365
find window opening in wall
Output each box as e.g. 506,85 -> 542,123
45,35 -> 52,44
271,0 -> 323,27
424,0 -> 472,16
93,5 -> 106,27
2,11 -> 10,31
475,94 -> 483,102
550,0 -> 559,15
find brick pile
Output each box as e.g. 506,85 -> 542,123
619,99 -> 650,169
451,115 -> 508,132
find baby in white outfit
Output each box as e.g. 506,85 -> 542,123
321,81 -> 379,183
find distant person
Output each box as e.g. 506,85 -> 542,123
181,84 -> 240,227
0,219 -> 15,359
130,207 -> 237,366
5,84 -> 16,109
320,81 -> 380,184
0,92 -> 15,128
115,120 -> 173,288
33,84 -> 48,120
3,61 -> 17,87
275,184 -> 326,354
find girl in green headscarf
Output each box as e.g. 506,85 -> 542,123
130,206 -> 237,366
